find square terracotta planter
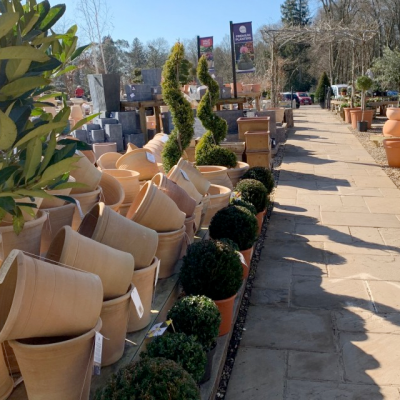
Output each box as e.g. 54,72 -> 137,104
237,117 -> 270,140
244,131 -> 271,152
245,151 -> 271,169
220,142 -> 245,161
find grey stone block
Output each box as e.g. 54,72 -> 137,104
147,129 -> 156,141
91,129 -> 105,143
125,133 -> 144,148
151,86 -> 162,95
142,68 -> 162,86
162,112 -> 174,134
83,123 -> 101,132
125,84 -> 153,101
111,111 -> 138,135
104,124 -> 123,140
220,86 -> 231,99
73,129 -> 88,143
98,118 -> 118,128
215,110 -> 244,134
88,74 -> 120,113
256,110 -> 277,135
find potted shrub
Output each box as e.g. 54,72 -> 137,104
240,167 -> 275,195
340,103 -> 350,120
350,76 -> 374,131
230,198 -> 257,215
180,240 -> 243,336
94,357 -> 200,400
167,295 -> 221,383
315,72 -> 331,109
142,333 -> 206,383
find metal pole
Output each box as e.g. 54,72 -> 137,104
197,36 -> 201,60
230,21 -> 238,99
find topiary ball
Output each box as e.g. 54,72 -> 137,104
230,198 -> 257,215
235,179 -> 268,213
180,239 -> 243,300
94,357 -> 200,400
141,333 -> 206,382
167,295 -> 221,351
195,133 -> 237,168
209,205 -> 258,250
240,167 -> 275,194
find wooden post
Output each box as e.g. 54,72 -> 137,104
139,106 -> 147,143
154,106 -> 161,133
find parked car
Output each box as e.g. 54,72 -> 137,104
281,93 -> 300,108
387,90 -> 399,97
296,92 -> 312,105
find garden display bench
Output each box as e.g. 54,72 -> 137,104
215,92 -> 262,112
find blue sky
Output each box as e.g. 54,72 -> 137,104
54,0 -> 320,46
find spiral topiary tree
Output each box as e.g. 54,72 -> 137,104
195,56 -> 237,168
161,43 -> 194,172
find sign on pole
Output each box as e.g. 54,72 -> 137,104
232,22 -> 255,73
198,36 -> 214,72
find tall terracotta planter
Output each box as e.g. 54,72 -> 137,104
256,210 -> 266,234
197,166 -> 233,190
116,148 -> 159,181
214,294 -> 236,336
227,161 -> 249,186
244,131 -> 270,152
78,203 -> 158,270
97,152 -> 121,170
350,109 -> 374,129
69,187 -> 101,230
151,173 -> 197,217
9,319 -> 102,400
176,158 -> 210,195
47,226 -> 134,300
184,214 -> 196,244
99,172 -> 124,212
155,226 -> 187,279
343,107 -> 359,123
0,210 -> 47,262
383,120 -> 400,137
237,117 -> 269,140
0,348 -> 13,400
167,165 -> 203,204
93,142 -> 117,160
202,184 -> 231,228
100,285 -> 133,366
127,257 -> 159,332
0,250 -> 103,341
383,139 -> 400,167
126,182 -> 186,232
103,169 -> 140,204
70,151 -> 102,194
386,108 -> 400,121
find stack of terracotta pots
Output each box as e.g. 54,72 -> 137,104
143,133 -> 170,171
383,108 -> 400,167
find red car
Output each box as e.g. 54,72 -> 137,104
296,92 -> 312,105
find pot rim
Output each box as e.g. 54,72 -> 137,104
0,209 -> 47,232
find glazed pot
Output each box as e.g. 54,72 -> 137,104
103,169 -> 140,204
197,165 -> 233,190
383,120 -> 400,137
176,158 -> 210,195
126,182 -> 186,232
100,285 -> 133,366
383,138 -> 400,167
237,117 -> 269,140
116,148 -> 159,181
386,108 -> 400,121
167,165 -> 203,204
0,347 -> 13,400
184,214 -> 196,244
256,210 -> 266,235
70,151 -> 102,194
93,142 -> 117,160
202,184 -> 231,228
349,109 -> 374,129
127,258 -> 159,332
214,294 -> 237,336
0,250 -> 103,341
69,187 -> 101,230
47,226 -> 134,300
99,172 -> 124,212
78,202 -> 158,270
97,152 -> 121,170
151,173 -> 197,217
155,226 -> 187,279
199,342 -> 217,384
227,161 -> 249,186
9,318 -> 102,400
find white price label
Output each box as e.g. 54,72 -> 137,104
155,259 -> 160,288
146,152 -> 156,163
161,134 -> 169,143
131,287 -> 144,319
93,332 -> 103,375
180,169 -> 189,181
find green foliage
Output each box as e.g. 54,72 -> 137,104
356,75 -> 373,111
281,0 -> 311,27
209,205 -> 258,251
241,167 -> 275,194
142,333 -> 206,382
94,357 -> 200,400
180,239 -> 243,300
372,47 -> 400,92
195,134 -> 237,168
0,0 -> 91,233
315,72 -> 331,102
167,295 -> 221,351
235,179 -> 269,213
161,43 -> 194,172
230,198 -> 257,215
179,58 -> 193,86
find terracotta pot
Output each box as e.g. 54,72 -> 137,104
126,182 -> 186,232
350,109 -> 374,129
251,84 -> 261,92
3,197 -> 43,223
127,257 -> 159,332
99,172 -> 124,212
230,83 -> 243,93
266,107 -> 285,124
126,142 -> 138,153
245,151 -> 271,169
69,187 -> 101,230
184,214 -> 196,244
194,202 -> 204,234
383,138 -> 400,167
167,166 -> 203,204
78,203 -> 158,270
40,180 -> 73,209
227,161 -> 249,186
97,152 -> 121,170
240,247 -> 253,277
82,150 -> 96,164
0,347 -> 13,400
383,120 -> 400,137
103,169 -> 140,204
245,131 -> 271,152
9,318 -> 102,400
40,203 -> 75,255
176,158 -> 210,195
47,226 -> 134,300
118,204 -> 131,217
70,104 -> 83,121
237,117 -> 269,140
386,108 -> 400,121
202,184 -> 231,228
214,294 -> 237,336
155,226 -> 186,279
2,341 -> 20,374
197,165 -> 233,190
69,151 -> 102,194
142,146 -> 162,164
0,210 -> 47,263
100,285 -> 132,366
0,250 -> 103,341
256,210 -> 266,235
151,173 -> 197,217
116,149 -> 159,181
343,107 -> 358,123
93,142 -> 117,160
220,142 -> 245,162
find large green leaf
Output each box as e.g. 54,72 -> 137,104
71,44 -> 91,61
34,0 -> 50,29
23,137 -> 42,181
15,189 -> 53,198
14,120 -> 66,147
34,157 -> 78,187
0,197 -> 16,213
12,208 -> 25,235
0,12 -> 20,39
38,4 -> 66,32
5,59 -> 31,81
28,57 -> 62,73
50,181 -> 87,190
0,46 -> 50,62
1,76 -> 50,98
51,142 -> 76,165
0,110 -> 17,150
69,112 -> 100,132
0,166 -> 19,186
53,64 -> 76,78
21,11 -> 40,36
57,138 -> 93,151
39,131 -> 56,173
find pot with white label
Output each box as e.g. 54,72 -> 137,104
176,158 -> 210,195
167,165 -> 203,204
116,149 -> 159,181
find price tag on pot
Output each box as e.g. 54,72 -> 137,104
131,287 -> 144,319
180,169 -> 190,181
161,134 -> 169,143
93,332 -> 104,375
154,259 -> 160,288
146,152 -> 156,163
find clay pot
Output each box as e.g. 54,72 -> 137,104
202,184 -> 231,228
350,109 -> 374,129
47,226 -> 134,300
70,104 -> 83,121
167,165 -> 203,204
0,250 -> 103,341
197,165 -> 233,190
0,348 -> 13,400
40,183 -> 73,209
227,162 -> 249,186
70,151 -> 102,194
126,142 -> 138,153
343,107 -> 358,124
244,131 -> 270,152
9,318 -> 102,400
116,149 -> 159,181
237,117 -> 269,140
251,84 -> 261,92
2,341 -> 19,374
3,197 -> 43,223
99,172 -> 124,212
103,169 -> 140,204
0,210 -> 47,263
155,226 -> 187,279
40,203 -> 75,255
69,187 -> 101,230
176,158 -> 210,195
245,151 -> 271,169
97,152 -> 121,170
151,173 -> 197,217
127,258 -> 159,332
214,294 -> 236,336
82,150 -> 96,164
143,144 -> 162,163
118,204 -> 131,217
383,138 -> 400,167
240,247 -> 253,275
220,142 -> 245,162
126,182 -> 186,232
386,108 -> 400,121
93,142 -> 117,160
256,210 -> 266,234
78,203 -> 158,270
383,120 -> 400,137
194,202 -> 204,234
100,285 -> 133,366
184,214 -> 196,244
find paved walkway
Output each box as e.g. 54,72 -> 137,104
226,106 -> 400,399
